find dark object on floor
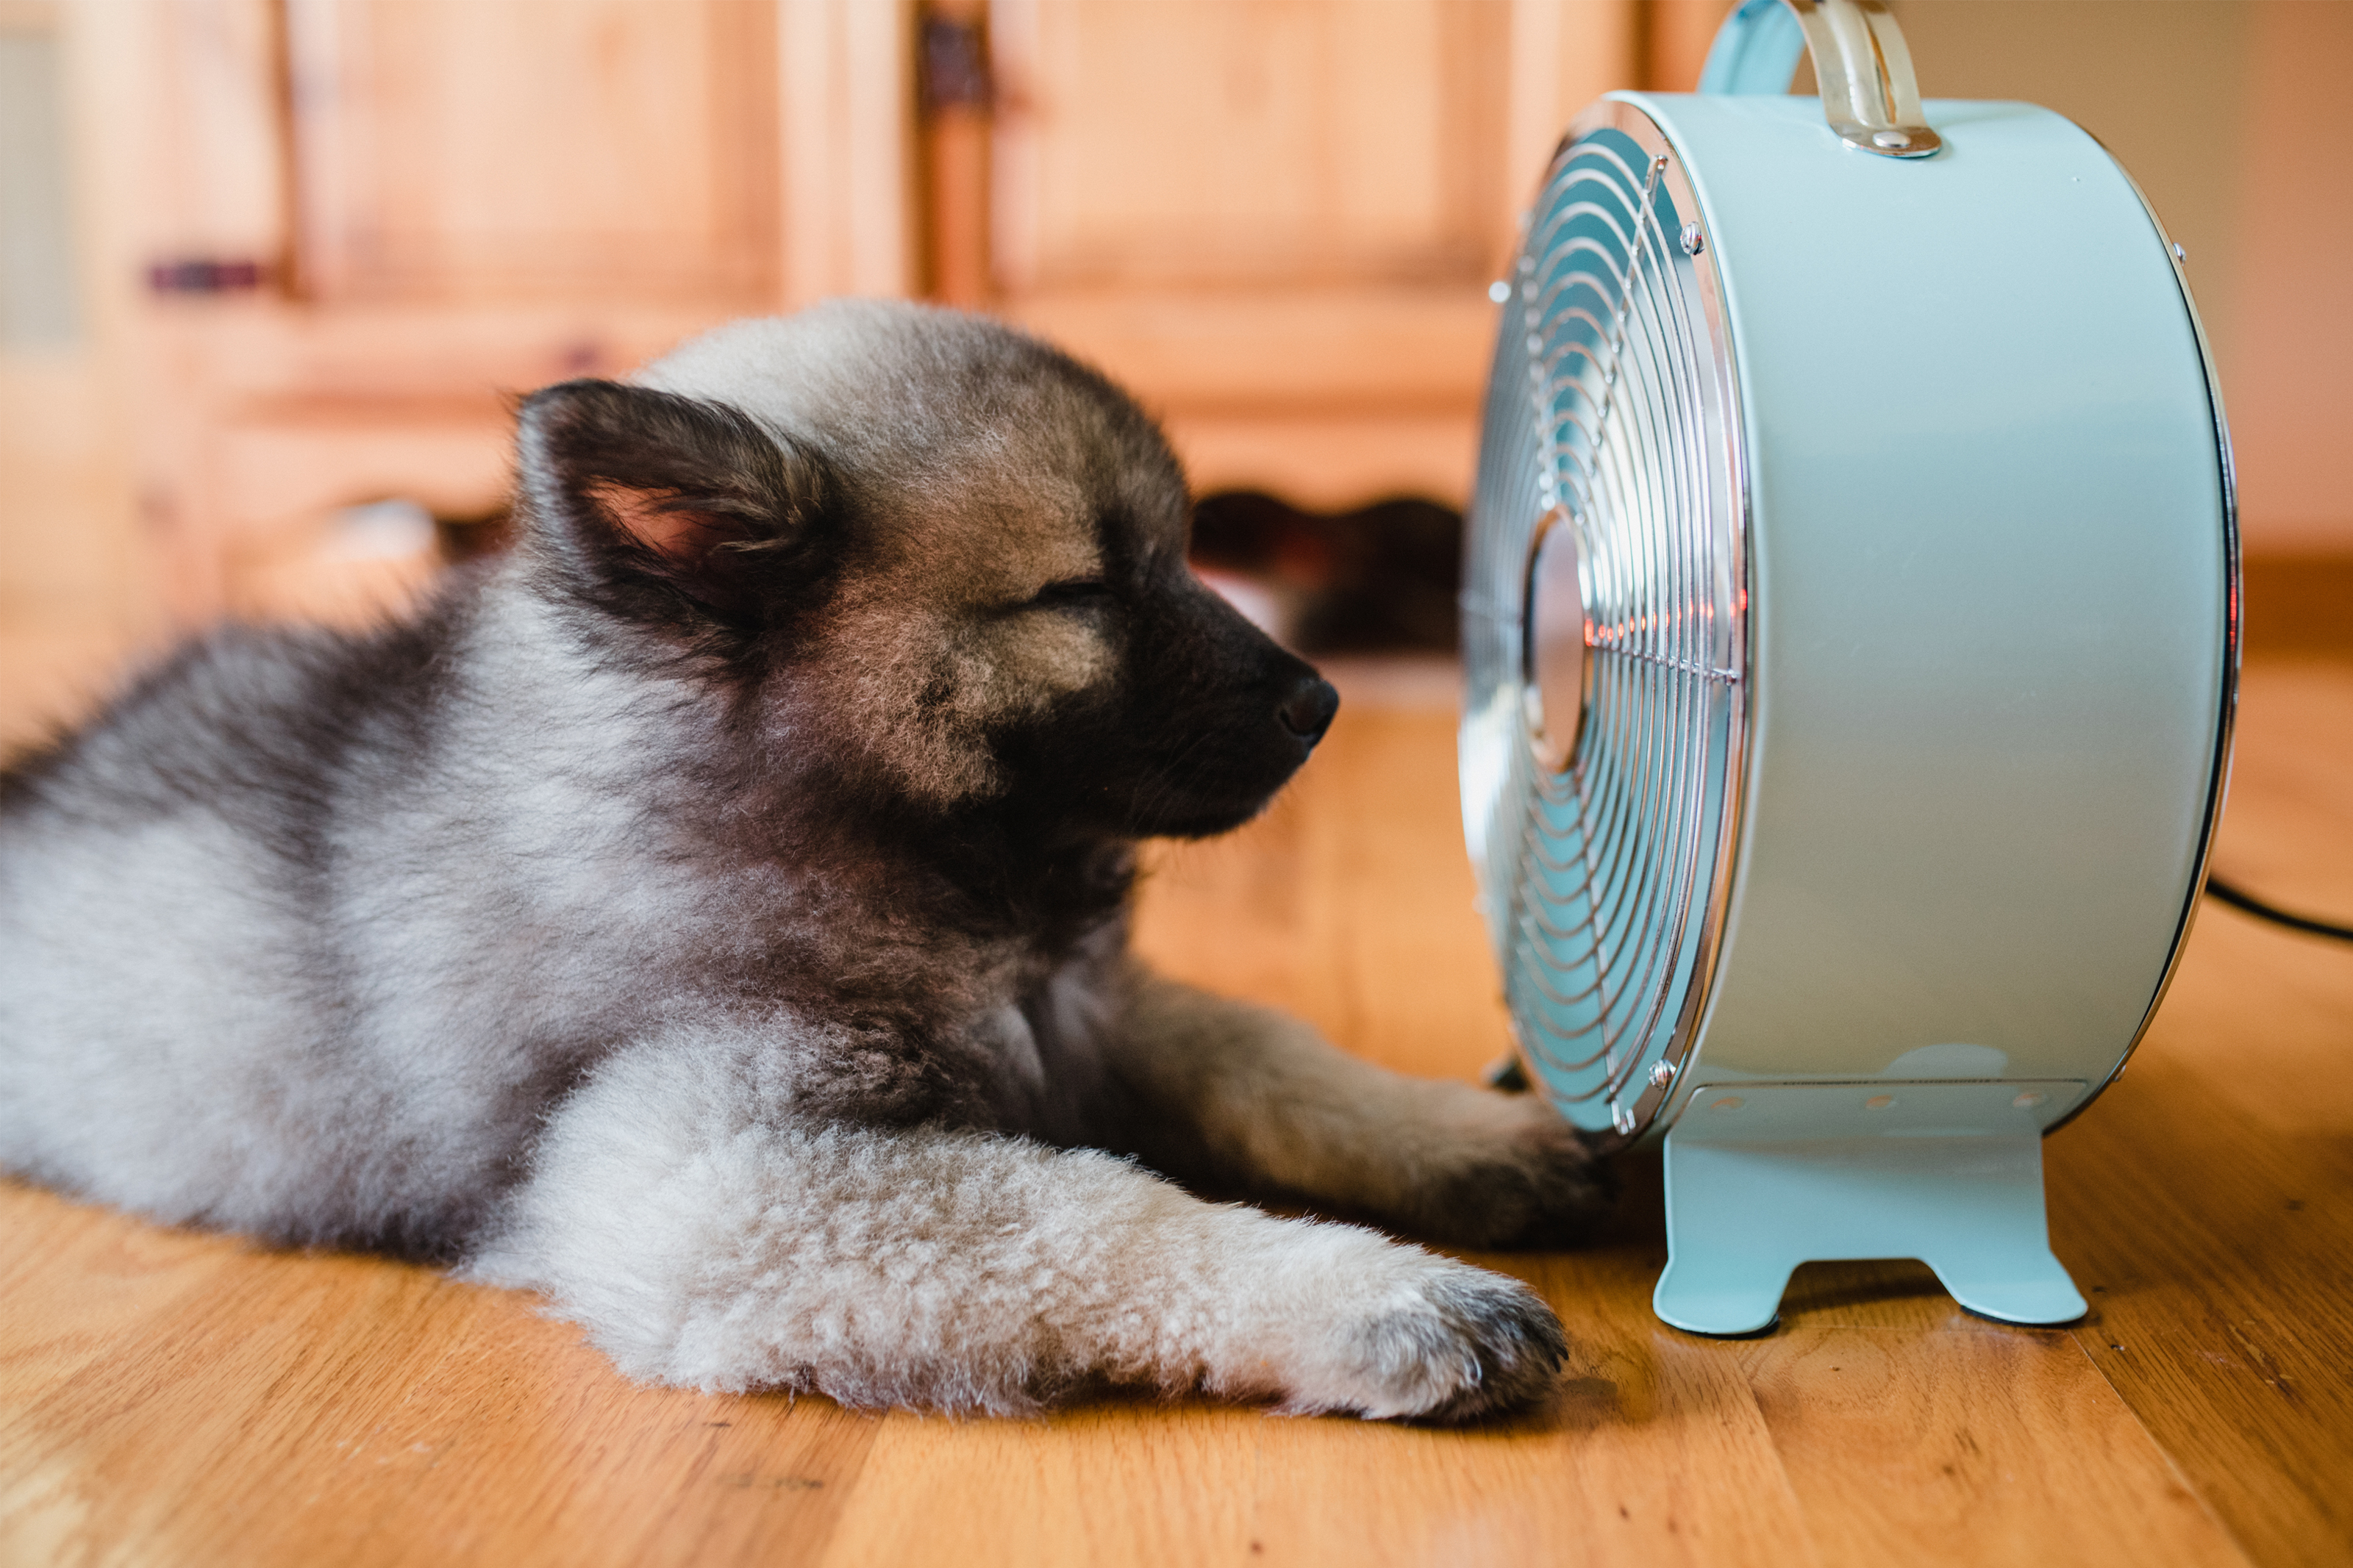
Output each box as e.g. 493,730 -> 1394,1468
1190,490 -> 1463,655
2206,875 -> 2353,942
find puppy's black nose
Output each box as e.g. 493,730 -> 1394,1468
1277,676 -> 1340,743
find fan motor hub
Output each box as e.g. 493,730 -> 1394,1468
1521,505 -> 1590,773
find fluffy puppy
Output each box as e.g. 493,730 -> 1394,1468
0,302 -> 1607,1419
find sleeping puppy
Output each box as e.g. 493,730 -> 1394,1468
0,302 -> 1606,1420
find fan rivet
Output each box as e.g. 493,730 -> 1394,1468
1648,1061 -> 1677,1088
2013,1091 -> 2048,1109
1710,1095 -> 1743,1112
1489,279 -> 1512,304
2171,241 -> 2188,262
1871,129 -> 1912,149
1612,1104 -> 1637,1134
1678,222 -> 1703,257
1865,1094 -> 1896,1109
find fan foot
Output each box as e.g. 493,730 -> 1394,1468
1651,1080 -> 2090,1336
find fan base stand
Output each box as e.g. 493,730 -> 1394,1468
1652,1080 -> 2090,1336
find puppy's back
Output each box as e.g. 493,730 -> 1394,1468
0,592 -> 483,1249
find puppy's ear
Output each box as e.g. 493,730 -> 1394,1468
516,379 -> 835,626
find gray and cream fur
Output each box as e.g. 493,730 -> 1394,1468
0,303 -> 1605,1420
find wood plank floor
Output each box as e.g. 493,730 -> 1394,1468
2,653 -> 2349,1568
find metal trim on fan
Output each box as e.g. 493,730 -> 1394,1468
2046,148 -> 2243,1134
1465,100 -> 1752,1149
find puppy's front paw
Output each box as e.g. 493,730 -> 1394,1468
1279,1247 -> 1567,1422
1403,1095 -> 1618,1250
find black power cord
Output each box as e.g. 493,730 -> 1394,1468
2205,875 -> 2353,943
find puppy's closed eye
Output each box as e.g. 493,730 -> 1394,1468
1024,579 -> 1115,612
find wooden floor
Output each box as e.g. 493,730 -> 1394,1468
2,652 -> 2351,1568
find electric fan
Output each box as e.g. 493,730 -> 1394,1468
1461,0 -> 2236,1334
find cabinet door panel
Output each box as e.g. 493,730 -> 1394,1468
285,0 -> 778,307
985,0 -> 1637,504
993,0 -> 1509,292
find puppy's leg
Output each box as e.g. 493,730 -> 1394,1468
1105,970 -> 1613,1248
465,1036 -> 1564,1420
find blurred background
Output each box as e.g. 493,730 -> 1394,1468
1,0 -> 2346,743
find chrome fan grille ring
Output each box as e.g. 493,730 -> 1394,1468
1460,101 -> 1749,1147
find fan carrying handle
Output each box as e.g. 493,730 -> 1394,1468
1699,0 -> 1942,159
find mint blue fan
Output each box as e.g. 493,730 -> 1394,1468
1460,0 -> 2237,1335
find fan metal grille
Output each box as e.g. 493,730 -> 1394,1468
1461,103 -> 1749,1144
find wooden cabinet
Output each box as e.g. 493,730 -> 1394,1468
993,1 -> 1513,293
57,0 -> 1660,630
